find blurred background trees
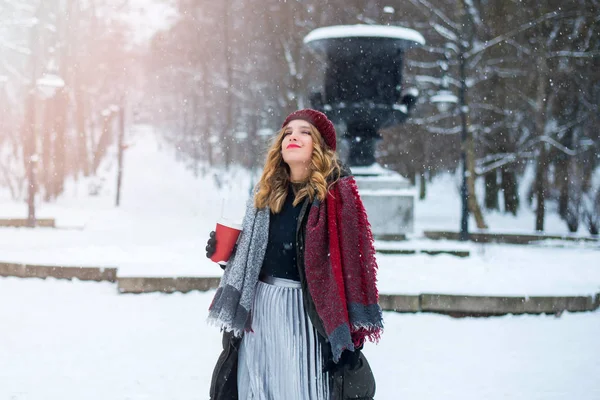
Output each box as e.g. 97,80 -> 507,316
0,0 -> 598,233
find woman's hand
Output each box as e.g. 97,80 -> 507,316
205,231 -> 217,258
325,346 -> 362,372
205,231 -> 236,270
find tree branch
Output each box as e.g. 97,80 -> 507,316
465,10 -> 594,59
546,50 -> 600,58
406,0 -> 461,32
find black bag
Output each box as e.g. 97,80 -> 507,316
209,331 -> 241,400
330,349 -> 376,400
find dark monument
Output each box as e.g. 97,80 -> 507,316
304,25 -> 424,168
304,25 -> 425,236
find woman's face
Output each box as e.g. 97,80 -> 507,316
281,119 -> 314,167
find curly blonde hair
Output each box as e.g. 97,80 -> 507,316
255,123 -> 340,213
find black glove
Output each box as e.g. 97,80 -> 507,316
325,346 -> 362,373
205,231 -> 237,270
205,231 -> 217,258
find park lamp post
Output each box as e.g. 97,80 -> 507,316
431,63 -> 470,241
26,72 -> 64,227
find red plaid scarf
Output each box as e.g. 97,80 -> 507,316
304,175 -> 383,362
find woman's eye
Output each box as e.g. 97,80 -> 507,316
302,131 -> 310,135
283,132 -> 291,136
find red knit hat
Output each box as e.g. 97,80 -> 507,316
281,109 -> 337,151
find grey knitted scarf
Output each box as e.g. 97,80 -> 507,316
208,195 -> 270,335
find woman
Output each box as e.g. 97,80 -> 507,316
206,109 -> 383,400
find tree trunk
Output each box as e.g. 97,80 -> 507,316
501,166 -> 519,215
223,0 -> 233,169
458,39 -> 486,230
581,149 -> 594,194
191,86 -> 200,178
201,59 -> 214,167
534,144 -> 547,231
52,88 -> 68,198
565,127 -> 583,233
87,96 -> 98,154
581,125 -> 594,193
75,85 -> 89,176
556,155 -> 568,219
408,165 -> 416,186
48,0 -> 74,194
466,126 -> 487,229
484,169 -> 499,210
23,90 -> 37,226
72,0 -> 89,177
534,56 -> 549,232
41,97 -> 53,200
93,113 -> 112,174
419,170 -> 427,200
24,3 -> 43,226
115,104 -> 125,207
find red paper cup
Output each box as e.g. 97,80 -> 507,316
210,219 -> 242,265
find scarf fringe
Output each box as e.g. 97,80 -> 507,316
351,322 -> 384,346
206,315 -> 245,338
347,177 -> 383,343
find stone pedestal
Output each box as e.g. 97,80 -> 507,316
352,163 -> 415,239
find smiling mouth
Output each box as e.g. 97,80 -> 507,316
287,144 -> 301,149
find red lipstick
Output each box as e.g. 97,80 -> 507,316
286,144 -> 301,149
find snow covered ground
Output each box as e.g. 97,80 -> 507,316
0,277 -> 598,400
0,124 -> 599,398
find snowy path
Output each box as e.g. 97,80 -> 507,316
1,278 -> 599,400
0,125 -> 248,278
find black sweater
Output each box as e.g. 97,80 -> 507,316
260,186 -> 302,281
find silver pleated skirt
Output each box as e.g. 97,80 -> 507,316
237,276 -> 329,400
